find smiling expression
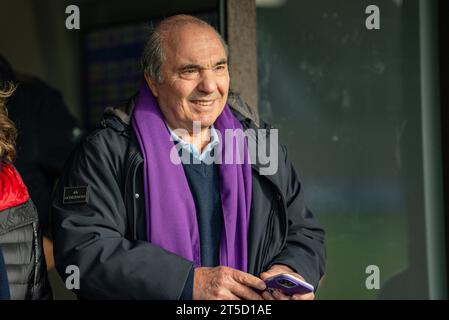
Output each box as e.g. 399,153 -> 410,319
145,23 -> 230,133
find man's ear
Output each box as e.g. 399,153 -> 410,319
144,73 -> 159,97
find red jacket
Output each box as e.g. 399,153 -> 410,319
0,161 -> 30,211
0,161 -> 52,299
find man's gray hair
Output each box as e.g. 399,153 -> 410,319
141,15 -> 228,84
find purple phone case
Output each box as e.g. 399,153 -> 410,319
265,273 -> 314,296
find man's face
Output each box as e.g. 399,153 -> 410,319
146,24 -> 230,132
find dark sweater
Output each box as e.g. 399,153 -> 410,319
183,161 -> 223,267
179,152 -> 223,300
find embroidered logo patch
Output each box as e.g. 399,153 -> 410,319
63,186 -> 89,205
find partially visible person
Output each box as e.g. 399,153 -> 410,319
0,247 -> 10,300
0,54 -> 84,270
0,82 -> 52,300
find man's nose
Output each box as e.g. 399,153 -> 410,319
197,70 -> 218,94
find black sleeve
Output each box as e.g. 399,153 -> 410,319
267,144 -> 326,291
180,267 -> 194,300
51,132 -> 194,299
36,86 -> 84,177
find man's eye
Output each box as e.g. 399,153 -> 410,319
182,69 -> 198,74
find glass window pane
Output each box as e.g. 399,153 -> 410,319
256,0 -> 445,299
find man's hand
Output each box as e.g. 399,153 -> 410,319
260,264 -> 315,300
193,266 -> 267,300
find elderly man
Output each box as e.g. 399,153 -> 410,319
52,15 -> 325,300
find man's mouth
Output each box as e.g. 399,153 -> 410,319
190,99 -> 216,107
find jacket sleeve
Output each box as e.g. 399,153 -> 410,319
267,144 -> 326,291
51,131 -> 194,299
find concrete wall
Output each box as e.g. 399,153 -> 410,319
227,0 -> 258,111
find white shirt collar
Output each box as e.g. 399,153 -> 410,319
166,123 -> 220,162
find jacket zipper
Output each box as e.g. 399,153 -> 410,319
32,222 -> 39,286
124,152 -> 142,240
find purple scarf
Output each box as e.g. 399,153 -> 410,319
132,82 -> 252,271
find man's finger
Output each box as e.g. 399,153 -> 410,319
292,292 -> 315,300
259,271 -> 273,281
222,292 -> 241,300
262,290 -> 275,300
230,280 -> 264,300
272,290 -> 291,300
233,269 -> 267,291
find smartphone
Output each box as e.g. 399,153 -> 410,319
264,273 -> 314,296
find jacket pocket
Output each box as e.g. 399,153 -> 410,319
260,192 -> 288,272
260,198 -> 276,271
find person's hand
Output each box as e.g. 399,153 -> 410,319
193,266 -> 267,300
260,264 -> 315,300
43,236 -> 55,270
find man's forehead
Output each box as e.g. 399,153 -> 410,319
174,44 -> 227,62
167,22 -> 217,39
174,51 -> 227,67
166,27 -> 227,65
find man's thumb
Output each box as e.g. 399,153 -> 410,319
259,272 -> 271,280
